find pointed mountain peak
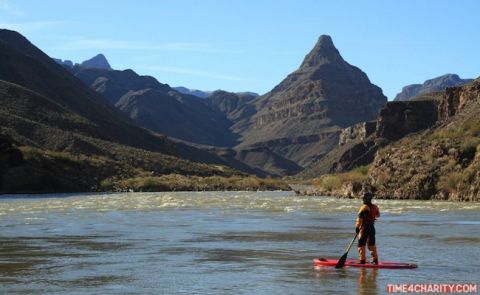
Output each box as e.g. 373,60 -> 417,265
300,35 -> 344,68
81,53 -> 112,70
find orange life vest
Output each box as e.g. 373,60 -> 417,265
356,204 -> 380,227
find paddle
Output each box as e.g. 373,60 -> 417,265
335,230 -> 359,268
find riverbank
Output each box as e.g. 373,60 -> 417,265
0,140 -> 290,194
294,183 -> 479,202
100,174 -> 291,192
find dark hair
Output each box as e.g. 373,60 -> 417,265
362,192 -> 373,203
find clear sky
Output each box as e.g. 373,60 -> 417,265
1,0 -> 479,99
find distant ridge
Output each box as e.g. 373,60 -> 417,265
394,74 -> 473,101
174,86 -> 259,99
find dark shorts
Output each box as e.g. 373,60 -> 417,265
358,224 -> 375,247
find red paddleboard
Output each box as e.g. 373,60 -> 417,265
314,258 -> 417,269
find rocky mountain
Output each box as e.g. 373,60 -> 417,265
394,74 -> 473,101
70,66 -> 238,147
58,55 -> 297,176
0,29 -> 244,192
49,36 -> 388,177
80,53 -> 112,70
234,35 -> 387,167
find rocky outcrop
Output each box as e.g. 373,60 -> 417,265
394,74 -> 473,101
439,81 -> 480,121
339,121 -> 376,146
375,100 -> 438,140
235,35 -> 387,167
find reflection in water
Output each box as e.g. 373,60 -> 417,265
358,268 -> 378,295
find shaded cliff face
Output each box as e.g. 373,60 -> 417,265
375,100 -> 438,140
236,35 -> 387,166
394,74 -> 473,101
115,88 -> 238,147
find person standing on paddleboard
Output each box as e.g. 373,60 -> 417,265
355,192 -> 380,264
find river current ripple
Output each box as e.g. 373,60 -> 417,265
0,192 -> 479,294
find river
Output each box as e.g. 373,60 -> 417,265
0,191 -> 479,294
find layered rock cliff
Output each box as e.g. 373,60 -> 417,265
235,35 -> 387,167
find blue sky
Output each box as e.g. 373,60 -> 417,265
1,0 -> 479,99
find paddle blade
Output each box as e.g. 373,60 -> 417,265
335,252 -> 348,268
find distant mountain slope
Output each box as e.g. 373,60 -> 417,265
0,29 -> 249,192
173,86 -> 212,98
206,90 -> 257,122
0,29 -> 172,153
234,35 -> 387,167
71,66 -> 238,147
394,74 -> 473,101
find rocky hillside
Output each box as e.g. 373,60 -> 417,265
368,79 -> 480,201
235,35 -> 387,167
70,66 -> 238,147
0,29 -> 170,153
307,79 -> 480,201
394,74 -> 473,101
0,29 -> 257,193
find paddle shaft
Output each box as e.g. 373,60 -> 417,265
335,228 -> 361,268
344,232 -> 359,253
